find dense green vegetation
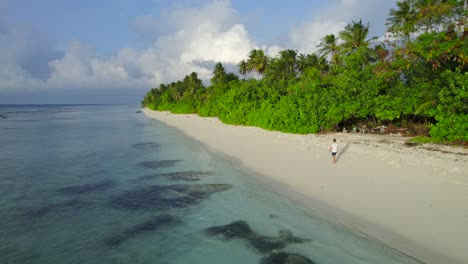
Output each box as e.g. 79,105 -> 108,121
142,0 -> 467,143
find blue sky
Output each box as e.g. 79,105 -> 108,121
0,0 -> 397,104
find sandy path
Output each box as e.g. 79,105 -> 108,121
143,109 -> 468,264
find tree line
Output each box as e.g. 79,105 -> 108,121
142,0 -> 467,143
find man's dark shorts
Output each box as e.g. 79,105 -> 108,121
331,152 -> 337,156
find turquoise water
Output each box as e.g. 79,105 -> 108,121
0,105 -> 422,264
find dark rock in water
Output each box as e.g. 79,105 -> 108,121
140,171 -> 215,181
28,199 -> 92,218
131,142 -> 160,150
205,221 -> 253,239
104,214 -> 181,246
110,184 -> 232,211
56,179 -> 115,194
260,252 -> 316,264
136,110 -> 142,113
269,214 -> 280,219
204,221 -> 311,253
139,160 -> 182,169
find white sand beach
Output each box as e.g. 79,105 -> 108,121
143,109 -> 468,264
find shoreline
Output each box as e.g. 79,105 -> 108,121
142,108 -> 468,264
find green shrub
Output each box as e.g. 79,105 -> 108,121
410,136 -> 432,144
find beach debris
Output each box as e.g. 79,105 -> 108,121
104,214 -> 181,247
139,159 -> 182,169
139,171 -> 215,181
110,184 -> 232,210
131,142 -> 160,150
27,199 -> 92,218
385,126 -> 409,135
360,125 -> 369,134
422,146 -> 468,156
371,126 -> 387,134
204,221 -> 311,253
404,142 -> 418,147
55,179 -> 115,195
260,252 -> 316,264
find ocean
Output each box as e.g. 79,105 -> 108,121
0,104 -> 421,264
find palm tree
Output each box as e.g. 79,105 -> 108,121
297,54 -> 308,73
339,20 -> 377,54
386,0 -> 416,42
183,72 -> 203,95
372,43 -> 390,63
238,60 -> 249,76
277,49 -> 298,78
415,0 -> 465,33
263,50 -> 303,81
297,53 -> 329,73
211,62 -> 228,84
317,34 -> 340,64
157,84 -> 168,96
247,49 -> 268,79
170,81 -> 184,101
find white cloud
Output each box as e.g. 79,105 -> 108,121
288,0 -> 397,54
47,41 -> 156,90
0,63 -> 46,91
167,0 -> 238,34
0,23 -> 54,91
265,45 -> 283,58
0,0 -> 268,93
74,0 -> 261,85
289,19 -> 346,54
179,24 -> 254,63
48,41 -> 94,85
49,41 -> 141,87
128,0 -> 259,83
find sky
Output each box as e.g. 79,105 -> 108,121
0,0 -> 398,104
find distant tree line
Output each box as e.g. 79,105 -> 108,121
142,0 -> 467,143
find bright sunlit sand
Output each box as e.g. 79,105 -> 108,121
143,108 -> 468,264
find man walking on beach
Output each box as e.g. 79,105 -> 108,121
329,139 -> 338,164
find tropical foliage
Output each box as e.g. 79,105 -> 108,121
142,1 -> 467,143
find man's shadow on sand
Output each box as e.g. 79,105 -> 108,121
336,143 -> 350,162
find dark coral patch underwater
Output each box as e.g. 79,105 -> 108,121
26,199 -> 92,218
104,214 -> 181,247
204,221 -> 311,254
110,184 -> 232,211
131,142 -> 160,150
261,252 -> 316,264
139,171 -> 215,181
139,160 -> 182,169
55,179 -> 115,194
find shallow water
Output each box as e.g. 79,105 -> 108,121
0,105 -> 422,264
